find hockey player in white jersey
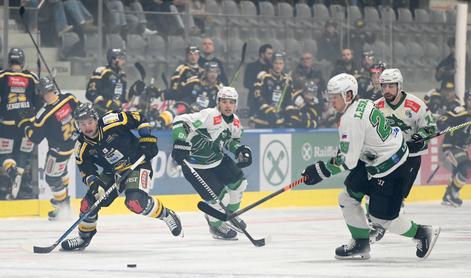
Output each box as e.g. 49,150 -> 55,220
361,68 -> 437,241
301,73 -> 440,260
171,86 -> 252,240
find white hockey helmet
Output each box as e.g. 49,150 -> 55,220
327,73 -> 358,103
217,86 -> 238,104
380,68 -> 403,93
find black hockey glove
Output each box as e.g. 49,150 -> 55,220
301,161 -> 331,185
85,175 -> 107,199
130,80 -> 146,97
172,140 -> 191,165
138,136 -> 159,161
406,133 -> 425,154
235,145 -> 252,168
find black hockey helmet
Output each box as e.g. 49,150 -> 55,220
370,61 -> 387,73
8,47 -> 25,66
38,77 -> 57,95
185,45 -> 199,55
204,61 -> 220,73
74,103 -> 99,122
106,48 -> 126,65
271,51 -> 286,64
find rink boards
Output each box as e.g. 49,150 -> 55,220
1,128 -> 469,217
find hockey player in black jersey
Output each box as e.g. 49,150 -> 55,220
251,52 -> 292,128
438,91 -> 471,207
61,104 -> 182,251
19,77 -> 80,219
85,48 -> 144,116
169,45 -> 204,96
0,48 -> 40,200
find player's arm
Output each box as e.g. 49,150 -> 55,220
75,141 -> 99,184
408,103 -> 438,153
302,116 -> 365,185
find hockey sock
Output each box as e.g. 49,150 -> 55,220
338,190 -> 370,239
369,215 -> 418,237
225,178 -> 247,213
205,193 -> 230,228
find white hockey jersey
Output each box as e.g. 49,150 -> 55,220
375,92 -> 436,157
173,107 -> 242,169
337,98 -> 408,178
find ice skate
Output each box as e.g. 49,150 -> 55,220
48,196 -> 71,221
61,230 -> 96,251
205,215 -> 237,240
335,238 -> 370,260
160,208 -> 183,237
413,225 -> 440,259
441,186 -> 462,207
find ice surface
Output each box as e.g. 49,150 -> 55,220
1,202 -> 470,278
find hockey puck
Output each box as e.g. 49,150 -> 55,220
127,264 -> 137,268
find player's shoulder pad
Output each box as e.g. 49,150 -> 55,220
92,66 -> 110,77
23,70 -> 39,82
374,97 -> 385,108
101,111 -> 128,132
258,71 -> 270,80
232,114 -> 242,128
405,93 -> 425,112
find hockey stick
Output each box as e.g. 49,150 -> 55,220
161,73 -> 169,89
19,6 -> 62,93
182,160 -> 267,247
198,177 -> 306,222
33,155 -> 145,254
426,165 -> 440,184
135,62 -> 146,80
274,72 -> 292,113
228,42 -> 247,86
418,120 -> 471,142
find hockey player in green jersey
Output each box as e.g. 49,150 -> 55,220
171,86 -> 252,240
301,73 -> 440,260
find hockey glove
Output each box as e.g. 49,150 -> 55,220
138,136 -> 159,161
86,175 -> 106,199
129,80 -> 146,97
406,133 -> 425,154
172,140 -> 191,165
301,161 -> 331,185
235,145 -> 252,168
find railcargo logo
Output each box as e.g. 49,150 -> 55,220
262,140 -> 289,186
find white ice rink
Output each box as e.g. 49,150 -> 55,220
1,202 -> 470,278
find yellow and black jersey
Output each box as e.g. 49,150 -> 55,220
26,93 -> 80,154
168,76 -> 222,110
283,90 -> 319,128
424,90 -> 461,116
253,71 -> 292,109
75,111 -> 150,181
0,69 -> 40,125
170,63 -> 203,92
438,107 -> 471,150
85,66 -> 127,105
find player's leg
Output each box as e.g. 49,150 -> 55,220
0,125 -> 26,199
181,165 -> 237,240
15,130 -> 35,198
44,150 -> 72,220
61,174 -> 119,251
123,164 -> 182,236
368,165 -> 440,259
442,149 -> 469,207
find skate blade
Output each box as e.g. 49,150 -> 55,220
421,227 -> 441,259
212,235 -> 238,241
441,200 -> 461,208
335,253 -> 371,260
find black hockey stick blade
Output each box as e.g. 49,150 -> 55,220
19,6 -> 26,17
33,244 -> 57,254
198,201 -> 229,221
240,42 -> 247,64
135,62 -> 146,80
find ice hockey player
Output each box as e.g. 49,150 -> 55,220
367,68 -> 436,241
0,47 -> 39,200
85,48 -> 144,116
170,45 -> 204,94
18,77 -> 80,219
61,104 -> 182,251
363,61 -> 386,101
251,52 -> 292,128
282,79 -> 319,128
163,61 -> 222,111
301,73 -> 440,260
424,81 -> 461,117
171,86 -> 252,240
437,91 -> 471,207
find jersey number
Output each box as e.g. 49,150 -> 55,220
62,122 -> 76,141
369,108 -> 392,141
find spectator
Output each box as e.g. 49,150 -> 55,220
435,37 -> 456,89
317,20 -> 340,65
243,44 -> 273,114
292,52 -> 326,114
331,48 -> 359,77
198,37 -> 228,85
105,0 -> 156,37
344,19 -> 375,66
